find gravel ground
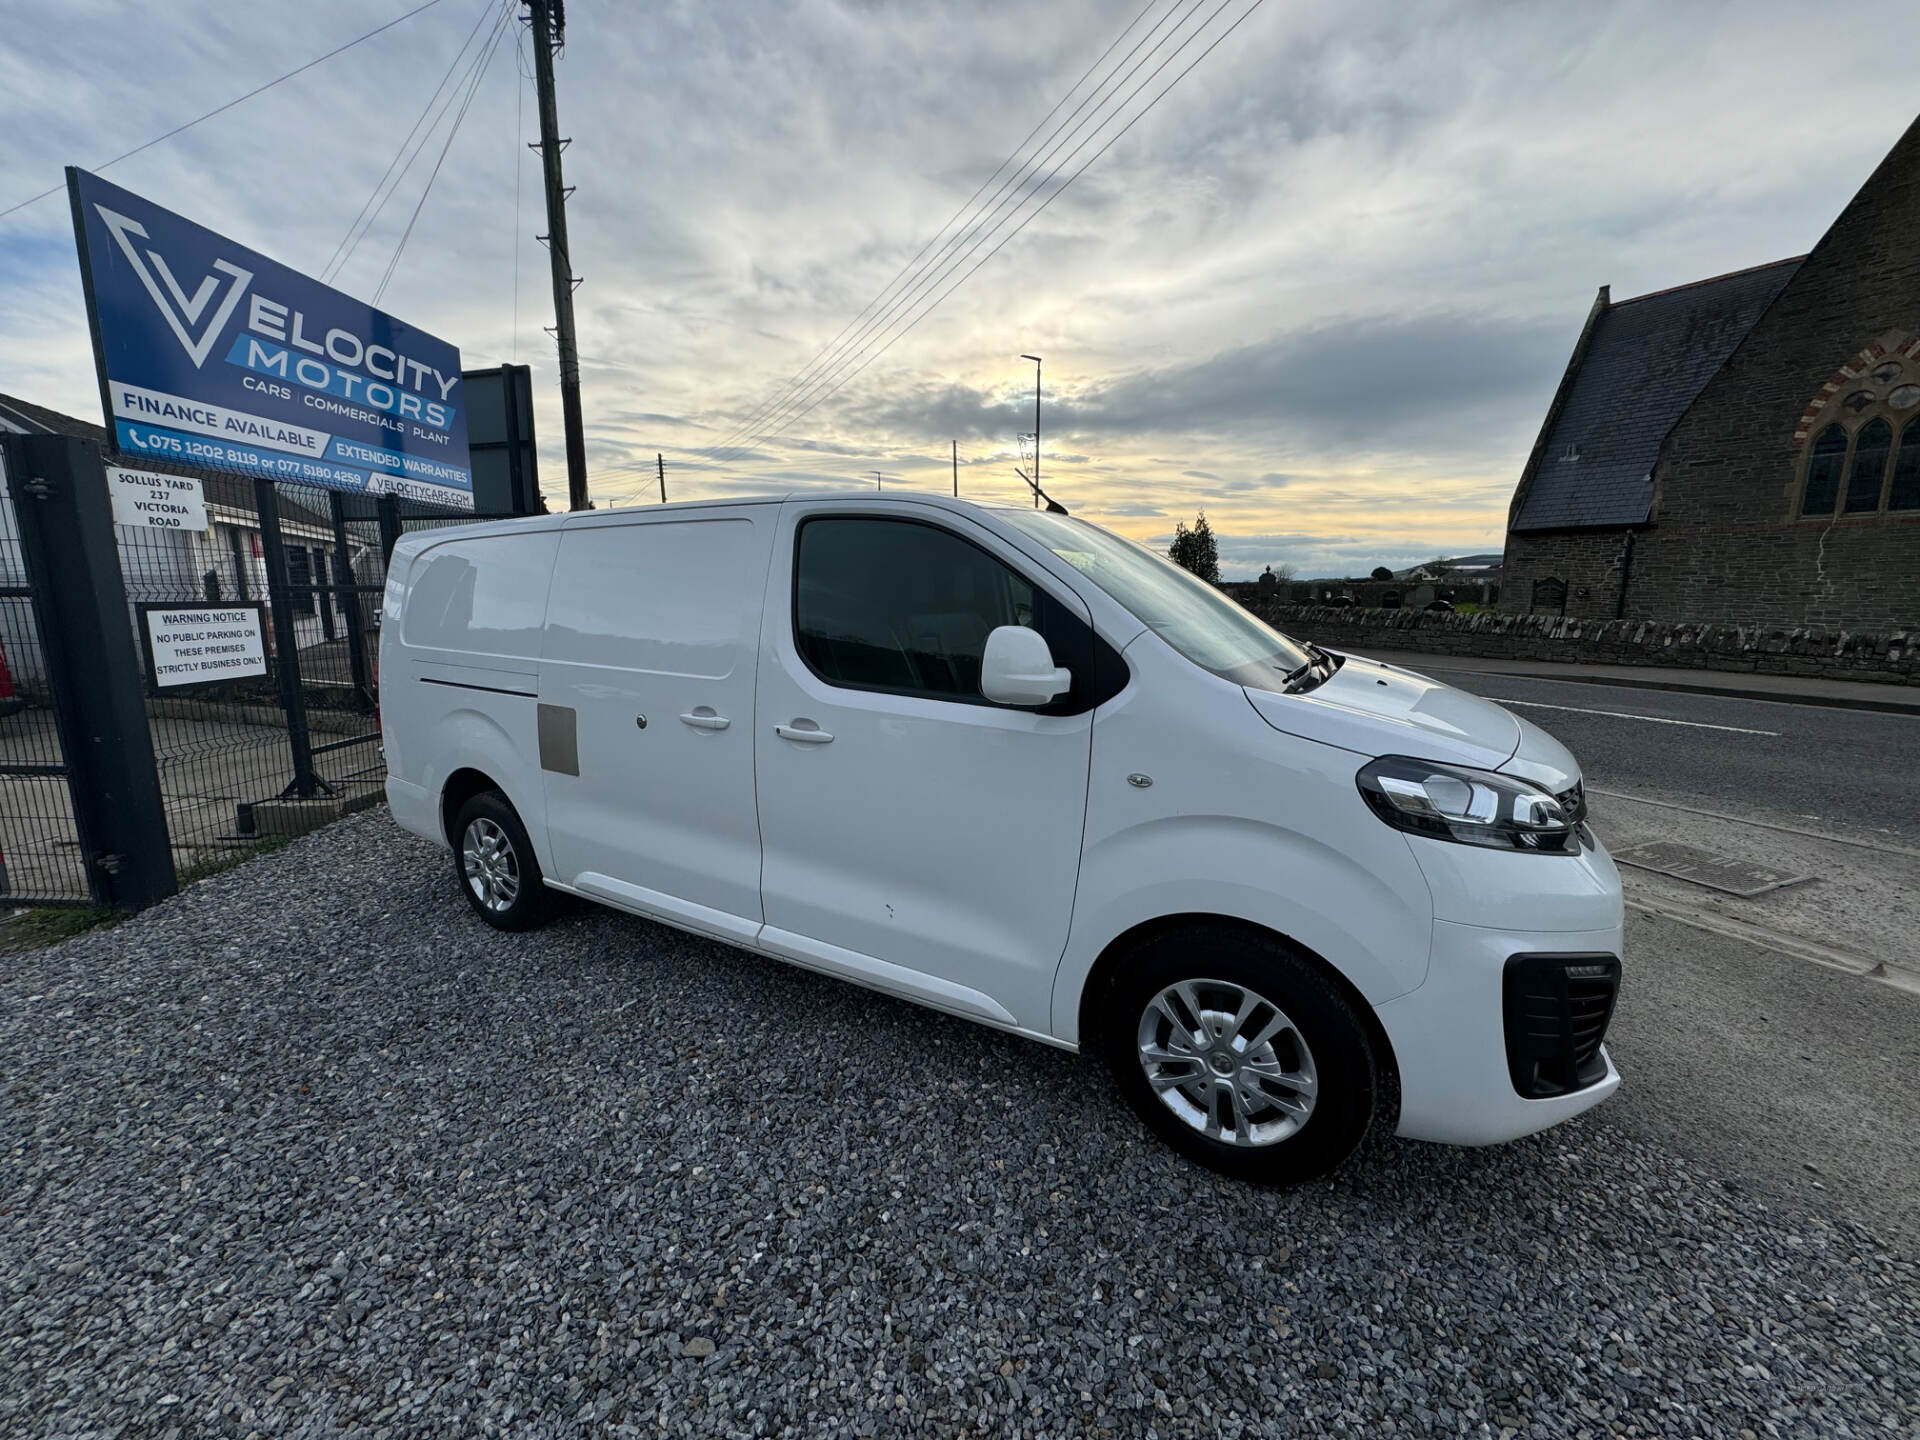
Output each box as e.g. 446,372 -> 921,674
4,813 -> 1917,1440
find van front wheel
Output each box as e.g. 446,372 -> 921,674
452,791 -> 555,932
1096,926 -> 1379,1184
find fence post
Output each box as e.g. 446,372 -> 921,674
2,434 -> 177,909
376,493 -> 403,565
254,478 -> 320,798
327,491 -> 373,710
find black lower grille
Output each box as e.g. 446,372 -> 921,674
1502,953 -> 1621,1098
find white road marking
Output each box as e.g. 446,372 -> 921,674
1486,697 -> 1779,736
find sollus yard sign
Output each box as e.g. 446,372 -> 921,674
67,168 -> 474,510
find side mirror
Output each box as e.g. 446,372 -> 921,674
980,625 -> 1071,706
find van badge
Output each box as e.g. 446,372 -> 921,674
1127,773 -> 1153,789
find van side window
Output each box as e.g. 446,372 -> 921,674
795,518 -> 1036,701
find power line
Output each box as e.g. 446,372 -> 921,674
715,0 -> 1268,466
0,0 -> 452,221
708,0 -> 1207,463
705,0 -> 1168,461
321,0 -> 501,284
371,1 -> 516,304
705,0 -> 1213,465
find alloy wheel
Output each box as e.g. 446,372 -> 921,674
461,816 -> 521,913
1135,978 -> 1318,1147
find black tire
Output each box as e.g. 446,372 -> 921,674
1093,924 -> 1380,1185
450,790 -> 556,932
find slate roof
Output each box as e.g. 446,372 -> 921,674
1510,257 -> 1804,532
0,390 -> 107,441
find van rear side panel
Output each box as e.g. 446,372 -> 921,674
383,523 -> 562,853
537,509 -> 775,930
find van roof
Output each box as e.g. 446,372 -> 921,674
391,490 -> 1036,557
578,489 -> 1025,514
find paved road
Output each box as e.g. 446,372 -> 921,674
4,816 -> 1918,1439
1606,908 -> 1920,1250
1432,669 -> 1920,845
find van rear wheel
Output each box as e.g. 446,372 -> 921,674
452,791 -> 555,932
1095,925 -> 1379,1184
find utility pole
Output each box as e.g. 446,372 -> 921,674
952,439 -> 958,497
657,452 -> 666,503
1019,355 -> 1042,508
527,0 -> 589,511
873,471 -> 883,492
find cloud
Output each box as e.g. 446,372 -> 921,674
0,0 -> 1911,580
1059,312 -> 1574,452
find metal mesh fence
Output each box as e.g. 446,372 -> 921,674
109,466 -> 352,877
0,464 -> 88,901
0,426 -> 512,902
100,449 -> 505,884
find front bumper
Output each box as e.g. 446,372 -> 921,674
1374,918 -> 1623,1145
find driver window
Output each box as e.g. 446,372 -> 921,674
795,517 -> 1034,701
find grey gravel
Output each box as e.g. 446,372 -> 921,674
4,811 -> 1917,1439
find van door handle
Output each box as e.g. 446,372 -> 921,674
775,722 -> 834,744
679,709 -> 730,731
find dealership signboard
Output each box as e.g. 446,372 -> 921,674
67,167 -> 473,509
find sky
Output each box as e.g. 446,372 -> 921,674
3,0 -> 1918,578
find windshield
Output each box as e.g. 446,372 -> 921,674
999,509 -> 1316,693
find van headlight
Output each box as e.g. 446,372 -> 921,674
1356,755 -> 1579,853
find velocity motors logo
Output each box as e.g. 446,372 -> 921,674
95,204 -> 253,370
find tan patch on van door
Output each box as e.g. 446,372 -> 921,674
537,704 -> 579,776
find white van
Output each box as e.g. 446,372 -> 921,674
381,493 -> 1622,1183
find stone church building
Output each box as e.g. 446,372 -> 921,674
1502,113 -> 1920,630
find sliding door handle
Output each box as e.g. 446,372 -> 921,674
775,722 -> 834,744
679,710 -> 731,731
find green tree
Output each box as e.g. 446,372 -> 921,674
1370,566 -> 1393,581
1168,510 -> 1221,584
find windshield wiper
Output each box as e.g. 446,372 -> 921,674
1280,644 -> 1339,695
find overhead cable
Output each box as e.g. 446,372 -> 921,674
704,0 -> 1170,460
322,0 -> 503,283
371,0 -> 516,304
0,0 -> 452,221
705,0 -> 1217,464
713,0 -> 1269,467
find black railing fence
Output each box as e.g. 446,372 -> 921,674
0,432 -> 518,907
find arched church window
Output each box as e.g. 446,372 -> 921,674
1890,416 -> 1920,511
1800,424 -> 1848,516
1842,417 -> 1892,512
1795,341 -> 1920,517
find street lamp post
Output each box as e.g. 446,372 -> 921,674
1019,355 -> 1041,508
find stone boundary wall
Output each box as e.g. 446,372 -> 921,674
1230,599 -> 1920,687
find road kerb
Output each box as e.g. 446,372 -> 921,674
1625,893 -> 1920,995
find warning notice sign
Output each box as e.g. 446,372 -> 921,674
141,604 -> 267,687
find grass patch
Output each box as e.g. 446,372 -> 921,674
0,904 -> 122,953
176,833 -> 298,887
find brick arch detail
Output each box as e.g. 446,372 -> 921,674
1792,333 -> 1920,446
